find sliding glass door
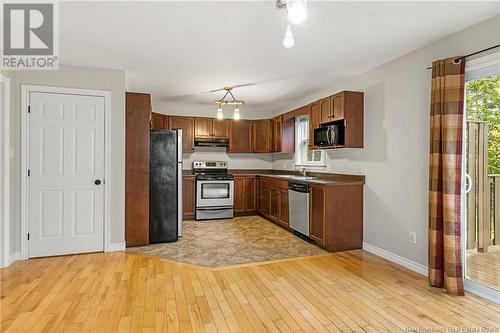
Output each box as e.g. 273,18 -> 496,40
463,51 -> 500,299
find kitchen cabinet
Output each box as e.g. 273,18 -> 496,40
331,93 -> 344,121
169,116 -> 195,153
309,185 -> 325,245
195,117 -> 229,139
151,112 -> 168,129
182,176 -> 196,220
319,97 -> 332,124
271,115 -> 294,153
253,120 -> 272,153
125,92 -> 151,247
309,102 -> 319,149
234,176 -> 256,214
213,119 -> 230,139
311,91 -> 364,149
195,117 -> 213,138
309,183 -> 363,251
257,176 -> 289,228
229,120 -> 253,153
257,177 -> 270,216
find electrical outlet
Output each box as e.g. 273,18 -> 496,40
409,231 -> 417,244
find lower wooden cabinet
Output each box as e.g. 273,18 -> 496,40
309,184 -> 363,251
309,185 -> 325,244
234,176 -> 256,214
257,176 -> 289,228
182,176 -> 195,220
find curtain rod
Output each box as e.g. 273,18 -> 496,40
426,44 -> 500,69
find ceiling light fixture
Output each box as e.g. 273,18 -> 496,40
276,0 -> 307,49
217,106 -> 224,119
282,24 -> 295,49
287,0 -> 307,25
233,107 -> 240,120
215,87 -> 244,120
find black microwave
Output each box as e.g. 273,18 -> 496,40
314,125 -> 340,146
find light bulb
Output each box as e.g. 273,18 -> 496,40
233,107 -> 240,120
287,0 -> 307,24
282,25 -> 295,48
216,106 -> 223,119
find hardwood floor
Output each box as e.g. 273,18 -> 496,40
466,246 -> 500,291
1,250 -> 498,332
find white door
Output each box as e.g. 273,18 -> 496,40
28,92 -> 105,257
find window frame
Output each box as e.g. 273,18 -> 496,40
294,115 -> 325,167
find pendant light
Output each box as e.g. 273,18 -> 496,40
282,24 -> 295,49
216,106 -> 224,119
233,107 -> 240,120
287,0 -> 307,25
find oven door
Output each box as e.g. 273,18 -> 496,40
196,180 -> 234,208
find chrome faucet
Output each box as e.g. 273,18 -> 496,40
297,167 -> 307,177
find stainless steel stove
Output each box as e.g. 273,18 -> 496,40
193,161 -> 234,220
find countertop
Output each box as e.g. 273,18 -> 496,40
183,169 -> 365,186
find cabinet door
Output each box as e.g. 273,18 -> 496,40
151,112 -> 167,129
182,177 -> 195,219
270,187 -> 281,221
281,118 -> 295,153
272,116 -> 282,152
309,102 -> 319,148
212,119 -> 229,139
280,189 -> 289,225
195,118 -> 213,138
259,179 -> 271,216
310,185 -> 325,244
169,116 -> 195,152
234,177 -> 246,213
318,97 -> 331,124
245,177 -> 256,212
253,119 -> 271,153
331,93 -> 344,121
229,120 -> 253,153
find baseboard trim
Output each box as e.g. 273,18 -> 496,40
362,242 -> 427,276
1,251 -> 20,268
106,242 -> 126,252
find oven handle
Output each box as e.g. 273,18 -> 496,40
196,207 -> 233,211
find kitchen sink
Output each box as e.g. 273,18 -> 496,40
274,175 -> 317,181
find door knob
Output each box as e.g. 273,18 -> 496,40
95,179 -> 102,185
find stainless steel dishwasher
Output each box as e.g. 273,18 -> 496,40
288,182 -> 310,236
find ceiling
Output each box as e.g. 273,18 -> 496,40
59,1 -> 499,115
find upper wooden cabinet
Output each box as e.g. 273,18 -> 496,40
125,92 -> 151,247
229,120 -> 253,153
195,117 -> 213,138
319,97 -> 332,124
271,115 -> 294,153
169,116 -> 195,153
213,119 -> 230,139
331,93 -> 344,121
151,112 -> 168,130
309,102 -> 319,148
195,117 -> 229,139
253,119 -> 272,153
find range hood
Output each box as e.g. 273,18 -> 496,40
194,137 -> 229,147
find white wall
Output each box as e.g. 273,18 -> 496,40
4,65 -> 127,254
273,15 -> 500,267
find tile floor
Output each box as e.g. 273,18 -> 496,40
127,216 -> 326,268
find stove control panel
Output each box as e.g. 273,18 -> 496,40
193,161 -> 228,170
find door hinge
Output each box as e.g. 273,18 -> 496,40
28,105 -> 31,113
27,169 -> 30,177
27,233 -> 30,240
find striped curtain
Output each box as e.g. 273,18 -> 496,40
428,57 -> 465,296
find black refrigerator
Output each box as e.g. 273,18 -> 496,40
149,129 -> 183,243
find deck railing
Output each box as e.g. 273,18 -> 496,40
466,120 -> 498,252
